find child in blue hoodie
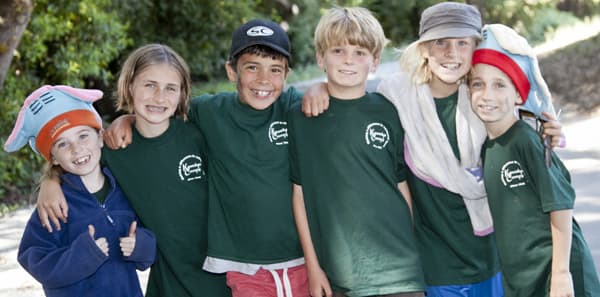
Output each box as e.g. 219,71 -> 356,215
4,85 -> 156,297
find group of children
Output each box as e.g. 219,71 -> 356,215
4,1 -> 600,297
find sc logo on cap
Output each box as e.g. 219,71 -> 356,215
247,26 -> 274,37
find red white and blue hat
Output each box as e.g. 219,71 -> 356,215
472,24 -> 556,119
4,85 -> 103,160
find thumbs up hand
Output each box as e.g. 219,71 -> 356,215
120,221 -> 137,257
88,224 -> 109,256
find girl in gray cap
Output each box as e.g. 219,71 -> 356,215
376,2 -> 563,296
303,2 -> 564,297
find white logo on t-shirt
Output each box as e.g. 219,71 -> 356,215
501,160 -> 526,188
247,26 -> 274,37
365,123 -> 389,149
268,121 -> 288,145
178,155 -> 205,181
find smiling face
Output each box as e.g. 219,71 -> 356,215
421,37 -> 477,95
226,53 -> 288,110
51,126 -> 103,178
469,63 -> 522,137
317,43 -> 379,99
130,63 -> 182,136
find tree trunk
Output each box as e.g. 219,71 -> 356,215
0,0 -> 32,90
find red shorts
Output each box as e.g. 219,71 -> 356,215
226,264 -> 309,297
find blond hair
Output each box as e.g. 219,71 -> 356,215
314,7 -> 388,58
116,44 -> 191,121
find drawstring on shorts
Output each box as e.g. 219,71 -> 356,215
268,268 -> 293,297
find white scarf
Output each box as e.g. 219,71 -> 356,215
377,72 -> 493,236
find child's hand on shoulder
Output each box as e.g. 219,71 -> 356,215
302,82 -> 330,117
88,224 -> 109,256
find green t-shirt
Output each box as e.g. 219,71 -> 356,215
102,118 -> 229,297
188,89 -> 303,264
288,93 -> 425,297
408,93 -> 500,285
482,120 -> 600,296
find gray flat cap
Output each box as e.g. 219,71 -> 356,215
419,2 -> 482,42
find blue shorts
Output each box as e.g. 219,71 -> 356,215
425,272 -> 504,297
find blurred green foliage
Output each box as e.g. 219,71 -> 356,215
1,0 -> 129,211
2,0 -> 600,210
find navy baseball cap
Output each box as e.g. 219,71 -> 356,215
230,19 -> 291,61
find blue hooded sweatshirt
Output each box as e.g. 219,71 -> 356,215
18,167 -> 156,297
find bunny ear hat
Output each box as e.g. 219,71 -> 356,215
4,85 -> 103,160
472,24 -> 556,120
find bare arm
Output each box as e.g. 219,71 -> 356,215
292,184 -> 332,297
37,176 -> 67,233
549,209 -> 574,297
301,82 -> 330,117
104,114 -> 136,149
397,181 -> 414,219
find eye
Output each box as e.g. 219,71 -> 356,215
332,48 -> 343,55
356,50 -> 367,56
494,82 -> 507,89
245,65 -> 258,72
470,79 -> 483,88
434,39 -> 446,46
55,141 -> 67,149
167,86 -> 178,92
271,67 -> 283,74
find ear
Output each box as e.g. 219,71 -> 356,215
51,156 -> 59,166
515,90 -> 524,105
225,61 -> 237,82
418,43 -> 430,59
370,56 -> 381,74
316,52 -> 325,71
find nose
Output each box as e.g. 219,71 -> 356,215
445,41 -> 458,58
481,86 -> 493,101
153,87 -> 168,102
256,68 -> 270,83
343,52 -> 354,64
70,141 -> 83,154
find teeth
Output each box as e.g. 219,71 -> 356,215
147,106 -> 167,112
339,70 -> 355,74
74,155 -> 90,165
442,63 -> 459,70
254,90 -> 271,97
480,104 -> 495,111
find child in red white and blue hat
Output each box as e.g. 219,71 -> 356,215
470,24 -> 600,297
4,85 -> 156,297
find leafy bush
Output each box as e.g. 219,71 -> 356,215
1,0 -> 129,206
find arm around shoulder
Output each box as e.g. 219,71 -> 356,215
37,175 -> 67,232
